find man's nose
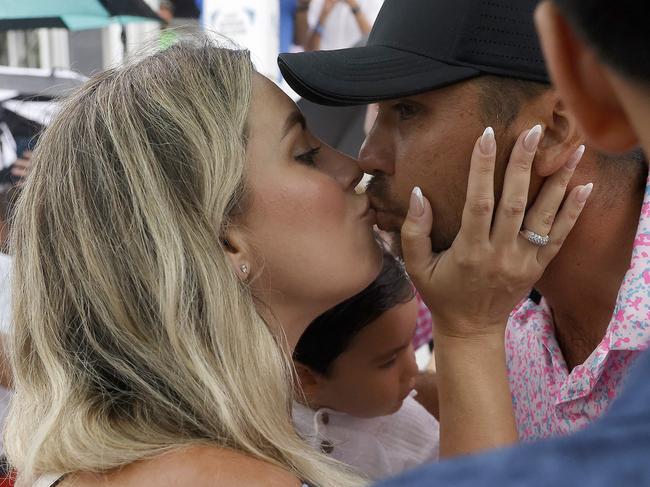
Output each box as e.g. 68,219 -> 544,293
358,132 -> 394,176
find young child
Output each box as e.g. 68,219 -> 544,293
293,253 -> 439,481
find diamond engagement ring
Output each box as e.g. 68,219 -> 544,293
520,229 -> 550,247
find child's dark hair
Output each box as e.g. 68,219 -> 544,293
293,252 -> 415,375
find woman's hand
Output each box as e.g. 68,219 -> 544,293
400,125 -> 590,457
401,125 -> 589,339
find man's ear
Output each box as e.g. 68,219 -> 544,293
222,226 -> 252,281
534,93 -> 583,177
534,1 -> 638,153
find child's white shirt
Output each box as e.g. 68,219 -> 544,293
292,394 -> 439,481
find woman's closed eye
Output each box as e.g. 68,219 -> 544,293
295,146 -> 321,167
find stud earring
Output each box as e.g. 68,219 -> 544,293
240,264 -> 249,275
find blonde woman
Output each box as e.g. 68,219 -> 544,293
6,38 -> 587,487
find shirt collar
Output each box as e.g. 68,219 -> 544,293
606,174 -> 650,352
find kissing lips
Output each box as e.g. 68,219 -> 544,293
373,208 -> 406,233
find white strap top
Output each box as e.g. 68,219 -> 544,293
33,474 -> 63,487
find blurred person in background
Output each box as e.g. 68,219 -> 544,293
296,0 -> 383,51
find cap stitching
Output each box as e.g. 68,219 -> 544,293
467,50 -> 538,63
316,63 -> 450,81
468,38 -> 542,53
476,25 -> 535,39
479,13 -> 528,24
483,1 -> 526,13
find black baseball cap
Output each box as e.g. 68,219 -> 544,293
278,0 -> 549,106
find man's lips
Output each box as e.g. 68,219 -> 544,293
368,194 -> 401,217
372,207 -> 406,232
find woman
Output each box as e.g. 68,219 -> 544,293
6,38 -> 586,486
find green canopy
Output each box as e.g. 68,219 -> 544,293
0,0 -> 161,31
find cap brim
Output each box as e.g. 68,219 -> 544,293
279,45 -> 481,107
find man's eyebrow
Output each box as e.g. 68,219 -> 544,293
282,110 -> 306,139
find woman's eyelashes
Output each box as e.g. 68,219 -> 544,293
295,146 -> 321,166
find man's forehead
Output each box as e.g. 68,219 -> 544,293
377,81 -> 478,107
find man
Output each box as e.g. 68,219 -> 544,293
279,0 -> 649,441
376,0 -> 650,484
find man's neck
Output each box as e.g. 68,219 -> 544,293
535,169 -> 646,371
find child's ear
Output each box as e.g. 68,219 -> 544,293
294,362 -> 324,404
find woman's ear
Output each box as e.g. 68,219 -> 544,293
535,1 -> 638,153
534,93 -> 583,177
222,226 -> 252,281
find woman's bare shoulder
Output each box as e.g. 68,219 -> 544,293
61,445 -> 303,487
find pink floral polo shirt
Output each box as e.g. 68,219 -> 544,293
506,176 -> 650,440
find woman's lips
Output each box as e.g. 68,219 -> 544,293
360,198 -> 377,224
362,208 -> 377,226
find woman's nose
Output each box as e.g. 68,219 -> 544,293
324,147 -> 364,191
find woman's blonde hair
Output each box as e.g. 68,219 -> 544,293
5,38 -> 365,487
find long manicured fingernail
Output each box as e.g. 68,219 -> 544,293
565,145 -> 586,170
479,127 -> 495,155
577,182 -> 594,203
410,186 -> 424,217
523,124 -> 543,152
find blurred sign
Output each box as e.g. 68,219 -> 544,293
203,0 -> 280,80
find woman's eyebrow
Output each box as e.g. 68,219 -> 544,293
282,110 -> 307,139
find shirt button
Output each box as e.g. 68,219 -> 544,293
320,412 -> 330,425
320,439 -> 334,454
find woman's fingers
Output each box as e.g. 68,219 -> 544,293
459,127 -> 497,245
401,187 -> 437,286
491,125 -> 542,244
522,145 -> 585,238
537,182 -> 593,266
